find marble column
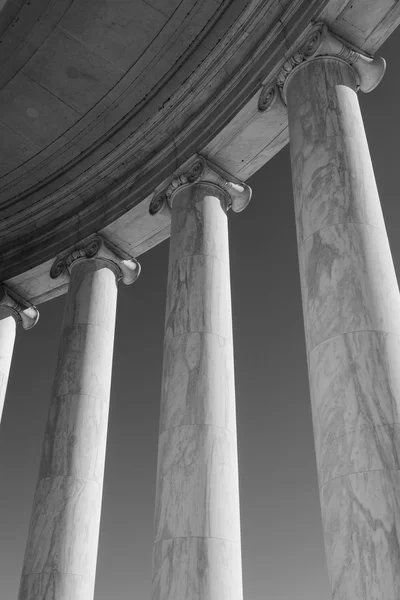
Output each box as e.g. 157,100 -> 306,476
18,236 -> 140,600
284,24 -> 400,599
0,285 -> 39,423
150,158 -> 251,600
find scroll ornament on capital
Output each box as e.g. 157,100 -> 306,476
259,22 -> 386,109
50,234 -> 141,285
0,285 -> 39,329
149,156 -> 252,216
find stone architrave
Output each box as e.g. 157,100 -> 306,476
0,285 -> 39,423
18,235 -> 140,600
150,157 -> 251,600
280,22 -> 400,599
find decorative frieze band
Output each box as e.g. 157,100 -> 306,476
0,285 -> 39,330
50,235 -> 141,285
259,22 -> 386,108
149,156 -> 251,215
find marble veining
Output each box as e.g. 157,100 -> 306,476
310,330 -> 400,487
18,572 -> 95,600
51,323 -> 114,399
39,393 -> 109,483
154,424 -> 240,543
287,55 -> 400,599
22,476 -> 102,576
321,470 -> 400,599
169,185 -> 229,266
153,180 -> 242,599
292,137 -> 384,244
288,58 -> 358,160
288,58 -> 385,245
19,260 -> 118,600
160,332 -> 236,434
164,254 -> 232,343
152,537 -> 242,600
299,222 -> 400,351
62,263 -> 118,333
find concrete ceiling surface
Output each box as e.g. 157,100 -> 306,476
0,0 -> 399,302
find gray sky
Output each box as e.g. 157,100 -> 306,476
1,29 -> 400,600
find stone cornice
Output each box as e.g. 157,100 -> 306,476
0,4 -> 394,288
149,156 -> 252,215
0,285 -> 39,330
0,0 -> 330,283
274,22 -> 386,103
50,235 -> 141,285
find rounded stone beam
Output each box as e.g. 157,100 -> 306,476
285,32 -> 400,598
18,236 -> 140,600
151,159 -> 250,599
0,285 -> 39,424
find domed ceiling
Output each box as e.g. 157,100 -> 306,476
0,0 -> 399,301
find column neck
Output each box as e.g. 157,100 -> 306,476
149,156 -> 252,216
0,285 -> 39,329
50,234 -> 141,285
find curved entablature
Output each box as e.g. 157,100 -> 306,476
0,0 -> 399,305
0,0 -> 338,281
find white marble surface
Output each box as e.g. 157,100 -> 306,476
299,222 -> 400,350
164,184 -> 232,344
160,332 -> 236,434
19,261 -> 118,600
154,425 -> 240,543
152,183 -> 242,599
310,330 -> 400,487
164,254 -> 232,342
18,572 -> 94,600
290,59 -> 384,243
21,476 -> 102,578
152,538 -> 242,600
0,313 -> 16,423
168,184 -> 230,266
321,470 -> 400,599
288,56 -> 400,598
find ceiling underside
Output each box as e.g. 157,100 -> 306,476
0,0 -> 399,299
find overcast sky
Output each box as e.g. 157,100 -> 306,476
0,28 -> 400,600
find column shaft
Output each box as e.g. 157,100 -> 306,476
288,57 -> 400,598
18,260 -> 118,600
152,182 -> 242,599
0,312 -> 16,423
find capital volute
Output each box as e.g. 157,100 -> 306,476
149,156 -> 252,216
259,22 -> 386,107
50,235 -> 141,285
0,285 -> 39,329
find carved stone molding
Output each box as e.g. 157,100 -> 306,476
50,235 -> 141,285
275,22 -> 386,103
258,83 -> 283,112
149,156 -> 252,215
0,285 -> 39,329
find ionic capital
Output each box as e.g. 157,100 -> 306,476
50,235 -> 141,285
149,156 -> 252,215
0,285 -> 39,329
260,22 -> 386,106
